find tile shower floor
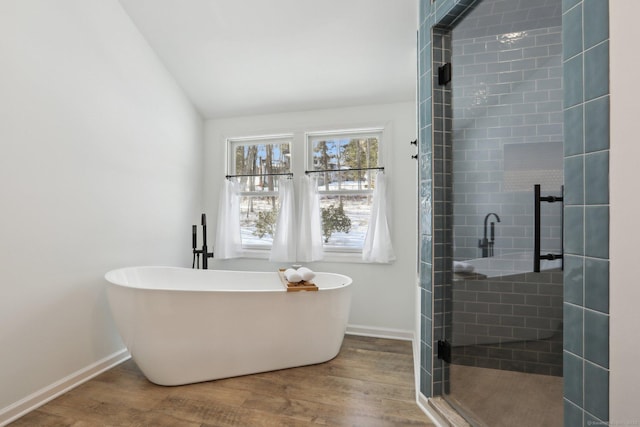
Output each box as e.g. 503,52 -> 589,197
448,364 -> 563,427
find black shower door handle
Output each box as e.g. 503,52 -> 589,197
533,184 -> 564,272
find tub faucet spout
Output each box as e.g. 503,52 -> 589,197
479,212 -> 501,258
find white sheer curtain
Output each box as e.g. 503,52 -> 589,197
363,171 -> 396,263
214,178 -> 241,259
269,177 -> 296,262
297,174 -> 324,262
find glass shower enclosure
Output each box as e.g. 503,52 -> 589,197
432,0 -> 565,424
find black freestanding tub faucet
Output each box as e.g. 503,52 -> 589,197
479,212 -> 501,258
192,213 -> 214,269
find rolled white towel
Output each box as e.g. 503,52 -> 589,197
453,261 -> 475,274
296,267 -> 315,282
284,268 -> 302,283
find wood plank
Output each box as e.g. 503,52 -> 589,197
11,336 -> 434,426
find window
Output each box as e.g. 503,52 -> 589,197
306,129 -> 382,252
225,129 -> 385,256
227,135 -> 292,249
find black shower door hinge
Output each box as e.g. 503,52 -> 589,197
438,63 -> 452,85
437,339 -> 452,363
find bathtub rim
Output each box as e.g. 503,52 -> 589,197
104,265 -> 353,293
455,250 -> 562,278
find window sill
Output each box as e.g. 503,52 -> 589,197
235,248 -> 373,264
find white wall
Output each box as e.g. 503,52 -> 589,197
204,102 -> 417,335
0,0 -> 202,419
609,1 -> 640,422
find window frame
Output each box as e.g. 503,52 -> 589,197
305,128 -> 384,253
227,134 -> 293,251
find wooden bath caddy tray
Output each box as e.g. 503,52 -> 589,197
278,269 -> 318,292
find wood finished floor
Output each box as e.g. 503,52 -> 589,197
11,336 -> 434,427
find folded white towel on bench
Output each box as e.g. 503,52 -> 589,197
453,261 -> 475,274
284,268 -> 302,283
296,267 -> 315,282
284,267 -> 315,283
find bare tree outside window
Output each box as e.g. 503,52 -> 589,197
308,130 -> 382,250
229,136 -> 291,248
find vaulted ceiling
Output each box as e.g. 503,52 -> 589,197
119,0 -> 418,119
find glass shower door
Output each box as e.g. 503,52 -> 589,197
439,0 -> 565,424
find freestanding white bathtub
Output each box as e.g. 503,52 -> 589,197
105,266 -> 352,386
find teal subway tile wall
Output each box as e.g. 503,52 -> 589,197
418,0 -> 610,425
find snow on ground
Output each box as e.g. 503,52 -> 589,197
239,181 -> 373,249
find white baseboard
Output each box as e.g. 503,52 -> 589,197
414,283 -> 421,401
0,349 -> 130,426
346,324 -> 414,341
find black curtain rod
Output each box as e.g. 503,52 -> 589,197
305,167 -> 384,175
225,172 -> 293,179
